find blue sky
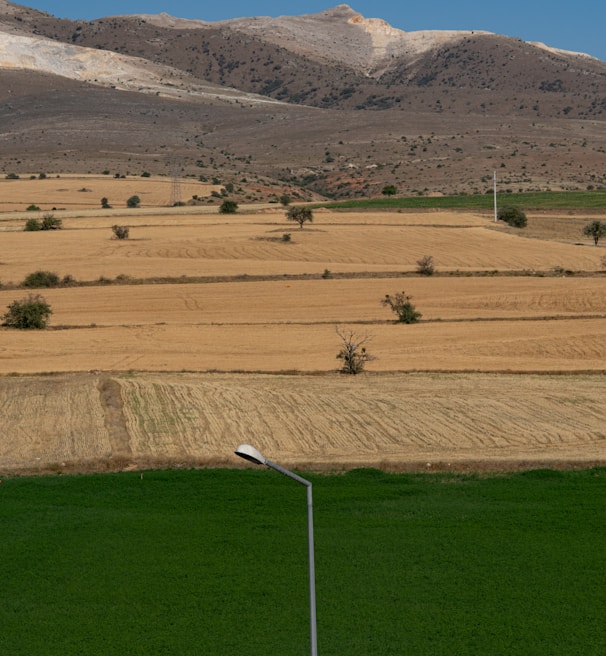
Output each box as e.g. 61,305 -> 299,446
24,1 -> 606,62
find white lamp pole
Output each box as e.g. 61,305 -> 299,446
235,444 -> 318,656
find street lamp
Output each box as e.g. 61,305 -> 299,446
235,444 -> 318,656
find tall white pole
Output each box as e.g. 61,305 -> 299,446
493,170 -> 498,222
265,459 -> 318,656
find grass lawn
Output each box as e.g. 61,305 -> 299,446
1,468 -> 606,654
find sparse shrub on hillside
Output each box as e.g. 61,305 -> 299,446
583,220 -> 606,246
112,225 -> 130,240
382,291 -> 422,324
336,326 -> 374,374
286,206 -> 313,229
126,195 -> 141,208
416,255 -> 435,276
498,206 -> 527,228
280,194 -> 291,206
382,185 -> 398,196
2,294 -> 52,329
220,200 -> 238,214
22,270 -> 61,288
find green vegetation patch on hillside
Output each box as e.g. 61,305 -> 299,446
321,190 -> 606,211
1,468 -> 606,655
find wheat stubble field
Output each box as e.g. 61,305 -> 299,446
1,176 -> 606,473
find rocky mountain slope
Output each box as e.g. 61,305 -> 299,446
0,1 -> 605,199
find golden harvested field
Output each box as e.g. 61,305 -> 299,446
1,177 -> 606,472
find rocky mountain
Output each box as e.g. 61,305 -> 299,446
1,1 -> 605,199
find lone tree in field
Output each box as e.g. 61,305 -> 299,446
101,197 -> 111,209
126,195 -> 141,208
583,220 -> 606,246
286,205 -> 313,229
2,294 -> 52,329
336,326 -> 374,374
497,206 -> 527,228
382,291 -> 422,324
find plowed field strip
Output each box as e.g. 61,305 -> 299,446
2,372 -> 605,472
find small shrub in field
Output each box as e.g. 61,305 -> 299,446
322,268 -> 332,279
2,294 -> 52,329
220,200 -> 238,214
336,326 -> 374,374
126,195 -> 141,208
498,206 -> 527,228
416,255 -> 435,276
282,233 -> 291,242
26,204 -> 41,211
22,270 -> 61,288
101,197 -> 111,209
24,218 -> 41,231
382,291 -> 422,324
41,213 -> 62,230
112,225 -> 130,240
5,172 -> 19,179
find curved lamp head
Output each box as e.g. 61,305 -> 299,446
235,444 -> 267,466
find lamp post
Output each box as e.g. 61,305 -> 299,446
235,444 -> 318,656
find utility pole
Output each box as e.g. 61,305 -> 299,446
493,170 -> 498,222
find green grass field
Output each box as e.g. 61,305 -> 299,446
2,468 -> 606,655
321,190 -> 606,210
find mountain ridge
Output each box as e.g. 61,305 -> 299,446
0,2 -> 605,199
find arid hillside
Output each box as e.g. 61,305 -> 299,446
0,2 -> 605,197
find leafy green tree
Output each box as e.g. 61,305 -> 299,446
382,185 -> 398,196
336,327 -> 374,374
126,195 -> 141,208
382,291 -> 422,324
2,294 -> 52,329
583,220 -> 606,246
220,200 -> 238,214
498,206 -> 527,228
286,206 -> 313,229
